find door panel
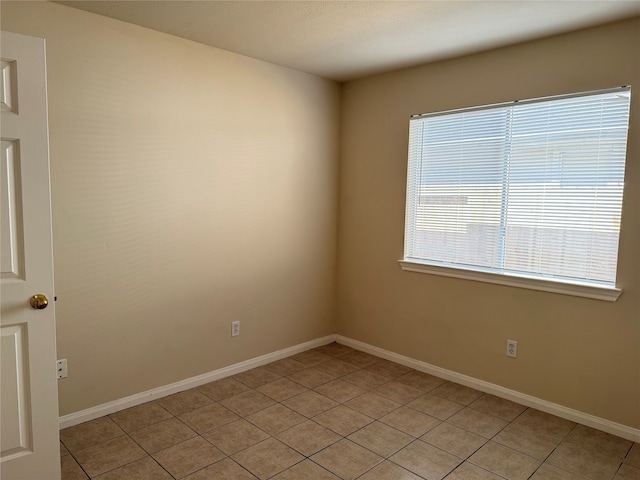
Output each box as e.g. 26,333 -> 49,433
1,324 -> 31,458
1,59 -> 18,113
1,139 -> 25,281
1,30 -> 60,480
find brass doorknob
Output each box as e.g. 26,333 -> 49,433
29,294 -> 49,310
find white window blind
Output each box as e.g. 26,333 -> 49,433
403,87 -> 630,296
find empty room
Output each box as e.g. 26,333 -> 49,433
0,1 -> 639,479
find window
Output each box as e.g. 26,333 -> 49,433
400,87 -> 631,301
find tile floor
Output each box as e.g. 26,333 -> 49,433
60,343 -> 640,480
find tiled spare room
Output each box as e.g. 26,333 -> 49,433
60,343 -> 639,480
2,2 -> 639,480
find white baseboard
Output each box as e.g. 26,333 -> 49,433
335,335 -> 640,443
59,335 -> 336,430
60,333 -> 639,443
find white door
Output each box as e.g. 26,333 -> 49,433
1,31 -> 60,480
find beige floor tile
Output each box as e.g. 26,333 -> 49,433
345,392 -> 401,419
396,370 -> 446,392
373,381 -> 424,404
470,394 -> 527,422
290,349 -> 333,366
156,389 -> 213,416
421,422 -> 486,459
431,382 -> 484,405
178,402 -> 240,434
340,350 -> 380,368
615,464 -> 640,480
314,379 -> 366,403
407,394 -> 465,420
74,436 -> 147,478
109,403 -> 172,433
315,358 -> 361,377
366,359 -> 412,379
183,458 -> 258,479
313,405 -> 374,436
218,390 -> 275,417
494,423 -> 565,460
203,419 -> 270,456
547,443 -> 624,480
348,421 -> 413,457
61,442 -> 69,456
276,420 -> 341,456
626,444 -> 640,468
245,404 -> 306,435
153,436 -> 225,478
447,462 -> 507,480
510,409 -> 575,441
93,456 -> 172,479
263,358 -> 308,376
357,460 -> 424,480
311,439 -> 383,480
198,378 -> 250,401
60,417 -> 125,454
232,438 -> 304,480
530,463 -> 591,480
447,407 -> 509,438
379,406 -> 441,437
342,369 -> 390,390
469,442 -> 542,480
61,454 -> 88,480
282,391 -> 338,417
256,378 -> 309,402
287,367 -> 336,388
271,460 -> 340,479
129,417 -> 197,453
314,342 -> 355,358
390,439 -> 461,480
564,424 -> 633,460
233,367 -> 281,388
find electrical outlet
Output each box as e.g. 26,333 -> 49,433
57,359 -> 68,379
231,321 -> 240,337
506,340 -> 518,358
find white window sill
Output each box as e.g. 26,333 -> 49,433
398,260 -> 622,302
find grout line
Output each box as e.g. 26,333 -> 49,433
60,442 -> 93,480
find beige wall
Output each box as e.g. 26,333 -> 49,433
1,2 -> 340,416
338,18 -> 640,429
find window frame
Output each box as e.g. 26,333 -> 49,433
400,87 -> 630,302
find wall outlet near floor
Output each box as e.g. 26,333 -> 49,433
231,321 -> 240,337
57,359 -> 68,379
506,340 -> 518,358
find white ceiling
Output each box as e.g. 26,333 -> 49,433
57,1 -> 640,81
